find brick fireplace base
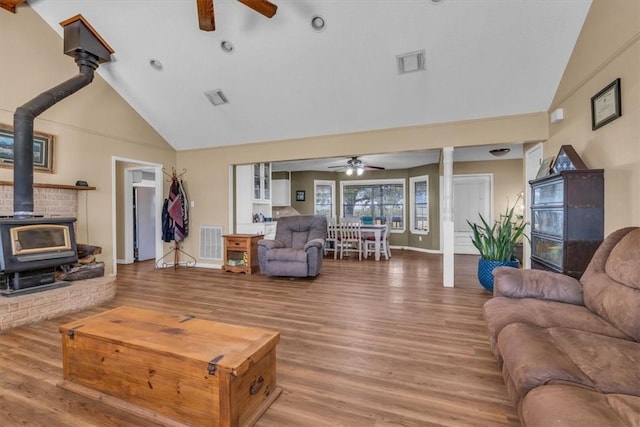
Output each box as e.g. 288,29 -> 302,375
0,276 -> 116,332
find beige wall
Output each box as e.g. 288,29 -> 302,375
547,0 -> 640,233
0,6 -> 176,273
178,115 -> 547,263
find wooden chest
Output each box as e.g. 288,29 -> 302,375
59,306 -> 281,427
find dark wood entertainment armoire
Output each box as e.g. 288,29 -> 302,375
529,147 -> 604,279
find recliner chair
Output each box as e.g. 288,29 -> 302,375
257,215 -> 327,277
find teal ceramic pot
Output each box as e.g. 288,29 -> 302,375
478,258 -> 520,292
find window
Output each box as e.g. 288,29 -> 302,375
340,179 -> 405,231
410,175 -> 429,234
314,180 -> 336,217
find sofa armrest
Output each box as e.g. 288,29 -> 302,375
493,267 -> 584,305
304,238 -> 325,251
257,239 -> 285,250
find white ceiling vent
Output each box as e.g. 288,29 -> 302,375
204,89 -> 229,106
396,50 -> 426,75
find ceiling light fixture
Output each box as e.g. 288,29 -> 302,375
489,148 -> 511,157
311,15 -> 325,31
220,40 -> 234,54
149,59 -> 164,71
356,166 -> 364,176
345,165 -> 354,176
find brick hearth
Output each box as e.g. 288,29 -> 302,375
0,276 -> 116,332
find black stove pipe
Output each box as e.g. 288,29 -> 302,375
13,50 -> 99,218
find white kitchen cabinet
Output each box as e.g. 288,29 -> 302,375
236,163 -> 272,234
271,179 -> 290,206
252,163 -> 271,202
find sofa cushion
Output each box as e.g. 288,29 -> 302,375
606,228 -> 640,289
497,323 -> 595,403
582,227 -> 640,341
498,323 -> 640,404
493,267 -> 583,304
265,248 -> 307,263
551,327 -> 640,396
483,297 -> 629,356
521,385 -> 640,427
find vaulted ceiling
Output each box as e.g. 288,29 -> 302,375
10,0 -> 591,151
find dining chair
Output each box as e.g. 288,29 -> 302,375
339,222 -> 363,260
363,219 -> 391,260
324,217 -> 339,259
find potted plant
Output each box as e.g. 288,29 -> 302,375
467,195 -> 528,292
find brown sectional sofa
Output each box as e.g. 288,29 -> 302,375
483,227 -> 640,426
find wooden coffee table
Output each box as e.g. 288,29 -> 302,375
59,306 -> 281,427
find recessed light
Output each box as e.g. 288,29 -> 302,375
149,59 -> 163,71
311,15 -> 325,32
220,40 -> 234,54
429,0 -> 446,4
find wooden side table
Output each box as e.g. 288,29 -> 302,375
222,234 -> 262,274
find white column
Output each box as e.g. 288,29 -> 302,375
442,147 -> 455,287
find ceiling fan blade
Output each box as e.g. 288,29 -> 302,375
197,0 -> 215,31
365,165 -> 386,170
0,0 -> 26,13
237,0 -> 277,18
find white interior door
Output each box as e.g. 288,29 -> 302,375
453,174 -> 492,254
134,186 -> 156,261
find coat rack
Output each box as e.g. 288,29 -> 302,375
157,167 -> 196,269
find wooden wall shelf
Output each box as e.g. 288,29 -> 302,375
0,181 -> 96,190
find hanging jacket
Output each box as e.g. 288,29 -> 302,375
161,197 -> 174,243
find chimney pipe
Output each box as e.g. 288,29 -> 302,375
13,51 -> 98,217
12,14 -> 112,218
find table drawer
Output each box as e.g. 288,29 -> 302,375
226,237 -> 249,249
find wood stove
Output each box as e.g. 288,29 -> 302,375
0,217 -> 78,295
1,15 -> 112,296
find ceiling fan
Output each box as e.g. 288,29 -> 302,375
329,157 -> 386,176
196,0 -> 277,31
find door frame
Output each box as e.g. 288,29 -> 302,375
523,143 -> 544,269
451,173 -> 493,254
111,157 -> 164,275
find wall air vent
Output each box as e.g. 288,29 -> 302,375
396,50 -> 426,75
200,225 -> 223,260
204,89 -> 229,106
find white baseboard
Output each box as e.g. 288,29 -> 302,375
155,262 -> 222,270
390,245 -> 442,254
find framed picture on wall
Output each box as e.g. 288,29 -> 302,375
0,123 -> 54,173
591,78 -> 621,130
296,190 -> 305,202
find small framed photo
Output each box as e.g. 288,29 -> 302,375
0,123 -> 55,173
295,190 -> 305,202
591,78 -> 621,130
536,157 -> 554,179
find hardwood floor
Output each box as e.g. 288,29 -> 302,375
0,251 -> 520,427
